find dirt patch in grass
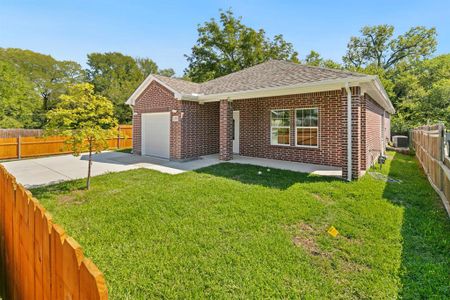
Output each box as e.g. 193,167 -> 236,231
57,190 -> 87,205
289,223 -> 330,258
288,222 -> 368,275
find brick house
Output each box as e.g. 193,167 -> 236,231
126,60 -> 394,180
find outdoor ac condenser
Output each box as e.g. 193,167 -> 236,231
392,135 -> 408,148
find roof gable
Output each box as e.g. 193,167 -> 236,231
126,60 -> 394,113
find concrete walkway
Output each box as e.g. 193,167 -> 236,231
1,151 -> 341,188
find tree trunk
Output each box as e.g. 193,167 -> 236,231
87,139 -> 93,190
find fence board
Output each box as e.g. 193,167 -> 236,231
0,166 -> 108,299
412,124 -> 450,216
0,125 -> 132,160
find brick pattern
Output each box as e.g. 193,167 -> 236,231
181,101 -> 219,159
219,100 -> 233,160
133,81 -> 219,160
132,80 -> 390,180
232,90 -> 343,167
365,95 -> 385,169
132,81 -> 181,157
341,87 -> 362,180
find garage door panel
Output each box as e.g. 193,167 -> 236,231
141,112 -> 170,158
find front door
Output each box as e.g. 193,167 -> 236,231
233,111 -> 240,154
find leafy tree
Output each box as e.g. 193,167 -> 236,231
87,52 -> 174,123
304,50 -> 342,69
343,25 -> 437,69
0,61 -> 42,128
136,57 -> 159,77
184,9 -> 299,82
87,52 -> 143,124
391,54 -> 450,130
158,68 -> 176,77
0,48 -> 84,118
45,83 -> 118,189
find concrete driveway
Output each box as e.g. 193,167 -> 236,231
1,151 -> 342,188
0,151 -> 220,188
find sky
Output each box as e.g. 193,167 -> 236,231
1,0 -> 449,75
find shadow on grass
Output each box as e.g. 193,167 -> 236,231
195,162 -> 342,190
383,152 -> 450,298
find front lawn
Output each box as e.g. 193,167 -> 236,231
32,152 -> 450,299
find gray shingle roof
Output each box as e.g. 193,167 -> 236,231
155,60 -> 368,96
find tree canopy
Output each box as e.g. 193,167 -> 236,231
0,61 -> 42,128
184,9 -> 299,82
87,52 -> 176,123
343,25 -> 437,70
304,50 -> 342,69
45,83 -> 118,189
0,48 -> 84,115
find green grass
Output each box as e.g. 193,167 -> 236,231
31,152 -> 450,299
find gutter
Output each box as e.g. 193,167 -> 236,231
345,83 -> 352,182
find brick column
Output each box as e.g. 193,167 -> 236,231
341,87 -> 362,180
219,99 -> 233,161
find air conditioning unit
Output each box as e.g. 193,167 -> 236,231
392,135 -> 408,148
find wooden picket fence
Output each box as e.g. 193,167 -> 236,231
0,165 -> 108,299
412,124 -> 450,215
0,125 -> 132,160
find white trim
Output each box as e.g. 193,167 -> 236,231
126,75 -> 183,105
294,108 -> 320,148
270,109 -> 291,146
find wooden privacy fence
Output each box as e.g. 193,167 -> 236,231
0,125 -> 132,160
412,124 -> 450,215
0,165 -> 108,299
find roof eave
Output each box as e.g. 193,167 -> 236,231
196,77 -> 366,102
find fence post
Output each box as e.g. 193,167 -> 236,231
117,126 -> 120,149
17,135 -> 21,160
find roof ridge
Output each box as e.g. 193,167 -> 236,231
268,59 -> 368,77
153,74 -> 200,85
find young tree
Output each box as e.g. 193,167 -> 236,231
184,9 -> 299,82
343,25 -> 437,69
45,83 -> 118,189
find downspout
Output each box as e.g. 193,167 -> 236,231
345,83 -> 352,181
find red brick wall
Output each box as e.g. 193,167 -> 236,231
232,90 -> 344,167
132,81 -> 181,157
365,95 -> 384,169
132,81 -> 219,160
180,101 -> 219,159
219,100 -> 233,160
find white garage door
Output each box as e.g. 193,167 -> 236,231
141,112 -> 170,158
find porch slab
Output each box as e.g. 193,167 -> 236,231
201,154 -> 342,177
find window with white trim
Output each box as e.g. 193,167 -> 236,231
296,108 -> 319,147
270,110 -> 290,145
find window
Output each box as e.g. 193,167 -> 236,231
271,110 -> 290,145
296,108 -> 319,147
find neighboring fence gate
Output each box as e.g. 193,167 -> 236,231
0,166 -> 108,299
412,124 -> 450,215
0,125 -> 132,160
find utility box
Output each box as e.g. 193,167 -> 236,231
393,135 -> 408,148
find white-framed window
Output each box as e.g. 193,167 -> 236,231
270,109 -> 290,145
295,108 -> 319,147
